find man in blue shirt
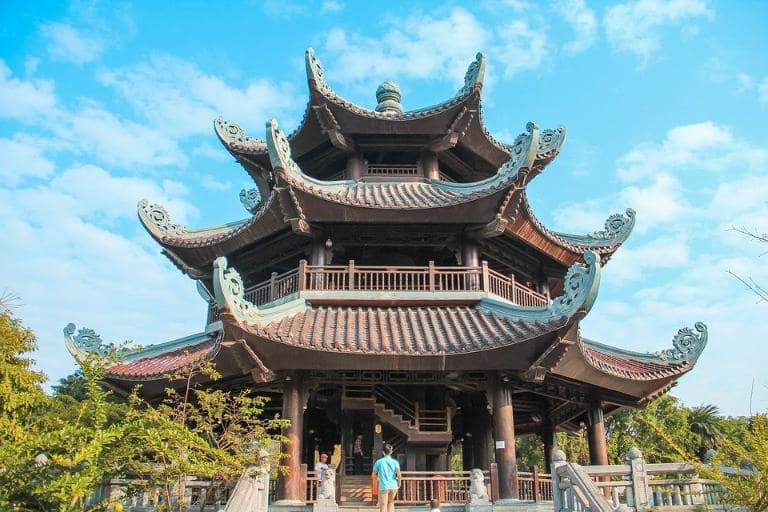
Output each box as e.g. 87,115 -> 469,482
372,444 -> 401,512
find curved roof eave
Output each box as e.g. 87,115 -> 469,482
136,190 -> 280,249
511,192 -> 636,264
577,322 -> 708,381
63,322 -> 224,381
265,117 -> 570,213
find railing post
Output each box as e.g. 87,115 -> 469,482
414,401 -> 420,429
300,464 -> 308,503
269,272 -> 278,301
490,463 -> 500,503
550,450 -> 566,512
446,406 -> 452,433
428,261 -> 436,291
298,259 -> 307,291
481,260 -> 489,292
628,447 -> 650,512
349,260 -> 355,291
533,466 -> 540,503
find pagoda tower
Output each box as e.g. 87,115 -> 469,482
64,49 -> 707,505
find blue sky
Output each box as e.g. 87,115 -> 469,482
1,0 -> 767,416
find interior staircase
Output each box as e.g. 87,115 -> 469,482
340,475 -> 374,506
342,385 -> 452,445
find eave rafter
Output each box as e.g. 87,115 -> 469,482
429,106 -> 476,152
472,125 -> 567,238
313,103 -> 354,152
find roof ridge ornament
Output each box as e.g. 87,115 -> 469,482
265,118 -> 302,179
239,188 -> 262,214
589,209 -> 636,241
212,257 -> 307,325
550,251 -> 602,318
478,250 -> 601,323
456,52 -> 486,97
655,322 -> 708,363
214,117 -> 266,153
537,126 -> 567,160
138,199 -> 188,238
306,47 -> 332,95
375,80 -> 404,115
63,323 -> 130,359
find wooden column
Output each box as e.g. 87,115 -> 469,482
347,153 -> 365,181
492,378 -> 519,499
461,238 -> 480,267
541,422 -> 556,471
587,399 -> 609,466
310,238 -> 327,266
421,151 -> 440,180
277,372 -> 305,504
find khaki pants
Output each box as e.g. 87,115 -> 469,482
378,489 -> 398,512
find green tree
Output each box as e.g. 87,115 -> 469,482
706,414 -> 768,512
688,404 -> 724,458
52,369 -> 88,401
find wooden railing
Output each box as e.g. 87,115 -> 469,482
396,469 -> 494,504
518,467 -> 553,502
206,260 -> 549,325
365,164 -> 420,177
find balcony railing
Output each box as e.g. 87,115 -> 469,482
207,260 -> 549,324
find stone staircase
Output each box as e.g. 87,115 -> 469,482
340,475 -> 374,506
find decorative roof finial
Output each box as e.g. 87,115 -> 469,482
375,80 -> 403,115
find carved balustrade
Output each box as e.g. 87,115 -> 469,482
206,260 -> 550,324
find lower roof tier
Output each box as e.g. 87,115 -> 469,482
64,252 -> 707,405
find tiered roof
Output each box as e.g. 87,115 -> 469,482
66,49 -> 706,419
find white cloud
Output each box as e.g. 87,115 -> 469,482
321,1 -> 343,13
0,60 -> 57,121
616,122 -> 768,182
494,20 -> 548,77
200,174 -> 231,191
323,8 -> 492,89
97,55 -> 301,137
0,135 -> 55,186
735,72 -> 754,93
50,103 -> 186,169
604,0 -> 713,66
603,234 -> 690,282
39,22 -> 105,65
0,166 -> 202,383
759,76 -> 768,105
50,165 -> 196,222
554,0 -> 598,54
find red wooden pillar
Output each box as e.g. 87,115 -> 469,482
587,399 -> 609,466
277,371 -> 305,504
492,378 -> 519,500
541,422 -> 556,471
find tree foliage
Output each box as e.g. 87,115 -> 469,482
0,309 -> 286,511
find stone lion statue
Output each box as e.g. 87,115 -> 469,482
319,467 -> 336,501
469,468 -> 489,502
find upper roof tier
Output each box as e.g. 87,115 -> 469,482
213,49 -> 511,179
136,49 -> 636,275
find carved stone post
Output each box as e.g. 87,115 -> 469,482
276,371 -> 306,505
492,377 -> 519,500
627,447 -> 650,512
550,450 -> 567,512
